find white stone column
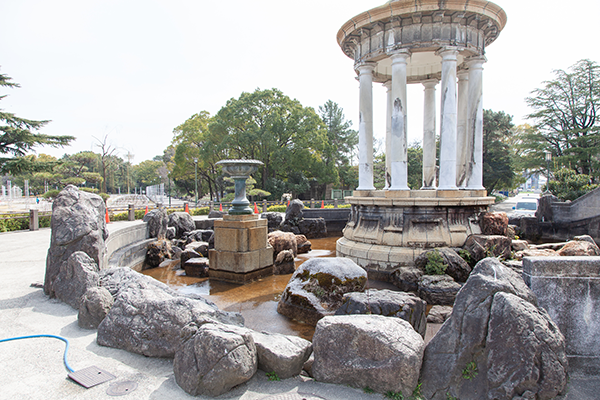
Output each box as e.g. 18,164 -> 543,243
437,48 -> 459,190
466,56 -> 486,190
456,70 -> 469,188
356,62 -> 377,191
389,50 -> 410,191
422,79 -> 438,189
383,80 -> 392,190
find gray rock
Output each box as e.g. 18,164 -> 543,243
261,212 -> 283,231
44,185 -> 108,298
183,257 -> 210,278
512,239 -> 529,252
180,249 -> 202,266
284,199 -> 304,224
463,234 -> 512,263
303,353 -> 314,376
78,286 -> 113,329
298,218 -> 327,239
277,257 -> 368,325
174,322 -> 257,397
573,234 -> 597,246
335,289 -> 427,338
145,239 -> 172,268
415,248 -> 472,282
185,229 -> 213,243
391,266 -> 423,292
166,226 -> 176,240
54,251 -> 100,309
208,210 -> 226,219
168,212 -> 196,239
185,241 -> 209,257
426,305 -> 453,324
250,331 -> 312,379
143,208 -> 168,239
420,258 -> 568,400
418,274 -> 461,305
312,315 -> 424,395
97,268 -> 243,357
273,249 -> 295,275
556,240 -> 600,256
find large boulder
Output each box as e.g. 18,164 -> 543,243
168,212 -> 196,239
277,257 -> 367,325
250,331 -> 312,379
183,257 -> 210,278
556,239 -> 600,256
174,322 -> 257,397
143,208 -> 168,239
295,234 -> 312,254
53,251 -> 100,309
284,199 -> 304,224
45,185 -> 108,298
463,235 -> 511,264
312,315 -> 424,395
420,258 -> 568,400
97,268 -> 243,357
418,274 -> 462,305
78,286 -> 114,329
335,289 -> 427,338
298,218 -> 327,239
268,231 -> 297,259
414,248 -> 472,283
184,229 -> 214,244
480,212 -> 509,236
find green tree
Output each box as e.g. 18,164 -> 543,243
483,109 -> 517,192
545,168 -> 598,201
526,59 -> 600,182
407,141 -> 424,189
132,159 -> 164,188
318,100 -> 358,167
1,71 -> 74,174
212,88 -> 333,198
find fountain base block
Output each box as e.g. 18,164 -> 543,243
209,214 -> 274,283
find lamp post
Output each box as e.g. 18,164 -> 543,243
193,158 -> 198,208
545,151 -> 552,192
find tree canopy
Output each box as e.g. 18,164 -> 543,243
483,109 -> 517,192
0,71 -> 74,174
526,59 -> 600,182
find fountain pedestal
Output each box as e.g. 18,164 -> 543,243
208,214 -> 274,283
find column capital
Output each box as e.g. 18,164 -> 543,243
457,69 -> 470,80
388,49 -> 411,63
422,79 -> 439,89
355,62 -> 377,74
383,80 -> 392,90
435,46 -> 460,60
465,55 -> 487,69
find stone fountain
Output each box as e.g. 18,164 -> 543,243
208,159 -> 274,283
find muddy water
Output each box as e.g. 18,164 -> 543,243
143,236 -> 346,340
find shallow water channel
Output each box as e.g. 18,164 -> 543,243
143,235 -> 402,340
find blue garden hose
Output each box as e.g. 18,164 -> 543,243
0,334 -> 74,373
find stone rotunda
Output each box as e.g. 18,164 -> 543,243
336,0 -> 507,275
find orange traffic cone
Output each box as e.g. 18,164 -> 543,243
185,203 -> 190,213
219,203 -> 223,212
145,206 -> 149,215
287,200 -> 290,207
254,202 -> 259,214
321,200 -> 325,209
105,209 -> 111,224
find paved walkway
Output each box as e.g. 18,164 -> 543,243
0,223 -> 596,399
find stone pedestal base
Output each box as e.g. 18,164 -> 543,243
337,190 -> 494,276
208,214 -> 273,283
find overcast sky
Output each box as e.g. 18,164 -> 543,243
2,0 -> 599,164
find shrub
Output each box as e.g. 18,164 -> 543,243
425,249 -> 448,275
267,205 -> 287,213
190,207 -> 210,216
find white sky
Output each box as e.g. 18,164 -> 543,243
1,0 -> 599,164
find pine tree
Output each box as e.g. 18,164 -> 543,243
0,70 -> 74,174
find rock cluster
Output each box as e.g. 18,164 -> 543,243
263,199 -> 327,239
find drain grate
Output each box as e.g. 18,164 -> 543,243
68,366 -> 116,388
106,380 -> 138,396
260,393 -> 325,400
